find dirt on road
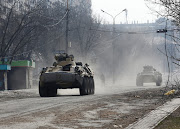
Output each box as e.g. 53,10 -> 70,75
0,89 -> 39,102
0,87 -> 175,129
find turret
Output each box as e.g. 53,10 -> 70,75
54,52 -> 75,67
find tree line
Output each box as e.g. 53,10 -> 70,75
0,0 -> 102,65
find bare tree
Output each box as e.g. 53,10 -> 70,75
146,0 -> 180,93
68,3 -> 102,61
146,0 -> 180,25
0,0 -> 66,63
0,0 -> 100,65
0,1 -> 45,62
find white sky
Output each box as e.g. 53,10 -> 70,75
91,0 -> 158,24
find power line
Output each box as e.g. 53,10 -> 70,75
42,10 -> 68,28
89,28 -> 157,35
34,11 -> 65,21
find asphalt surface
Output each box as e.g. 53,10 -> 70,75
0,84 -> 161,118
0,83 -> 165,129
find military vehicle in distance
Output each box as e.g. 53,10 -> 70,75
136,66 -> 162,86
39,51 -> 94,97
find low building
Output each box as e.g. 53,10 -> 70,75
0,60 -> 35,90
7,60 -> 35,90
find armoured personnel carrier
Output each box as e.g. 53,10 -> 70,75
39,52 -> 94,97
136,66 -> 162,86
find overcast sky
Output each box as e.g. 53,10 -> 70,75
91,0 -> 158,24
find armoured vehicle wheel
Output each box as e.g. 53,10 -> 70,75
39,81 -> 57,97
90,77 -> 95,94
86,78 -> 91,95
80,77 -> 88,95
89,78 -> 92,94
156,76 -> 162,86
156,81 -> 161,86
47,84 -> 57,97
39,81 -> 48,97
87,77 -> 94,95
79,77 -> 94,95
136,78 -> 143,86
85,77 -> 89,95
92,78 -> 95,94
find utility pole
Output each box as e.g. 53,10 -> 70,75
112,19 -> 115,84
101,9 -> 126,84
65,0 -> 69,54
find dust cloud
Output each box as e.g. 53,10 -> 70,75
89,27 -> 165,94
37,26 -> 165,95
55,27 -> 165,95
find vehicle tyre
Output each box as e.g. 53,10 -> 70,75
47,85 -> 57,97
87,77 -> 91,95
156,76 -> 162,86
89,77 -> 93,95
156,81 -> 161,86
39,81 -> 48,97
91,77 -> 95,94
136,78 -> 143,86
80,77 -> 88,95
87,78 -> 91,95
85,77 -> 89,95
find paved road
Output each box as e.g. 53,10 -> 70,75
0,84 -> 162,119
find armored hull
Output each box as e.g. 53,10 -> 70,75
39,53 -> 95,97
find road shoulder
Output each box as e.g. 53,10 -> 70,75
0,87 -> 175,129
125,97 -> 180,129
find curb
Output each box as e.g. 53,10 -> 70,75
125,98 -> 180,129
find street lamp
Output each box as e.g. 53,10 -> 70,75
66,0 -> 69,54
101,9 -> 127,84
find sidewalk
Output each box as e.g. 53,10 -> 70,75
125,97 -> 180,129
